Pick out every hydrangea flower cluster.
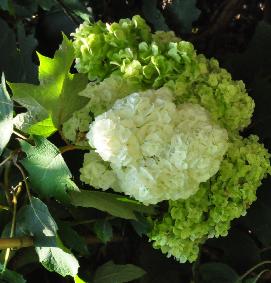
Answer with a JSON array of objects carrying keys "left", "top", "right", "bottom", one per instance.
[
  {"left": 85, "top": 88, "right": 228, "bottom": 204},
  {"left": 62, "top": 15, "right": 271, "bottom": 263},
  {"left": 150, "top": 136, "right": 270, "bottom": 262}
]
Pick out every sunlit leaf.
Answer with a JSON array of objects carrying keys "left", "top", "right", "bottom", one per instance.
[{"left": 10, "top": 35, "right": 88, "bottom": 137}]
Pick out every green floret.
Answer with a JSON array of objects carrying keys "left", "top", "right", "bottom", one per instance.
[
  {"left": 166, "top": 56, "right": 255, "bottom": 132},
  {"left": 149, "top": 135, "right": 271, "bottom": 263}
]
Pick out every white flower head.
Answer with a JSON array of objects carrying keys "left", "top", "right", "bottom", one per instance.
[{"left": 86, "top": 87, "right": 228, "bottom": 204}]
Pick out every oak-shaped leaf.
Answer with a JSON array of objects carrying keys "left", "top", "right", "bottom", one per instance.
[{"left": 10, "top": 35, "right": 88, "bottom": 137}]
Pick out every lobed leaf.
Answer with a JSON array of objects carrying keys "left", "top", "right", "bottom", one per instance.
[{"left": 10, "top": 35, "right": 88, "bottom": 137}]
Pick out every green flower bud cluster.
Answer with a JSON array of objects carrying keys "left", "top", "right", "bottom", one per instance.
[
  {"left": 73, "top": 15, "right": 151, "bottom": 80},
  {"left": 149, "top": 135, "right": 270, "bottom": 262}
]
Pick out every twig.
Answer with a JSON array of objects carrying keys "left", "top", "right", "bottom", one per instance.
[
  {"left": 3, "top": 161, "right": 12, "bottom": 206},
  {"left": 59, "top": 144, "right": 90, "bottom": 154},
  {"left": 13, "top": 129, "right": 28, "bottom": 140},
  {"left": 0, "top": 234, "right": 124, "bottom": 250},
  {"left": 13, "top": 162, "right": 31, "bottom": 201},
  {"left": 0, "top": 237, "right": 34, "bottom": 250},
  {"left": 2, "top": 183, "right": 22, "bottom": 271},
  {"left": 0, "top": 155, "right": 13, "bottom": 167}
]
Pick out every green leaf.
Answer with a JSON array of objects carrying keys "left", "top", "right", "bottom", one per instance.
[
  {"left": 74, "top": 275, "right": 87, "bottom": 283},
  {"left": 0, "top": 263, "right": 26, "bottom": 283},
  {"left": 142, "top": 0, "right": 169, "bottom": 31},
  {"left": 51, "top": 72, "right": 88, "bottom": 128},
  {"left": 69, "top": 190, "right": 154, "bottom": 220},
  {"left": 13, "top": 197, "right": 79, "bottom": 277},
  {"left": 0, "top": 0, "right": 9, "bottom": 11},
  {"left": 10, "top": 85, "right": 48, "bottom": 133},
  {"left": 0, "top": 19, "right": 37, "bottom": 83},
  {"left": 16, "top": 23, "right": 38, "bottom": 83},
  {"left": 131, "top": 214, "right": 152, "bottom": 237},
  {"left": 20, "top": 136, "right": 79, "bottom": 202},
  {"left": 163, "top": 0, "right": 201, "bottom": 32},
  {"left": 58, "top": 221, "right": 89, "bottom": 255},
  {"left": 93, "top": 261, "right": 145, "bottom": 283},
  {"left": 15, "top": 197, "right": 57, "bottom": 240},
  {"left": 28, "top": 117, "right": 57, "bottom": 137},
  {"left": 207, "top": 229, "right": 261, "bottom": 272},
  {"left": 0, "top": 74, "right": 13, "bottom": 156},
  {"left": 10, "top": 35, "right": 88, "bottom": 137},
  {"left": 94, "top": 220, "right": 113, "bottom": 244},
  {"left": 198, "top": 263, "right": 239, "bottom": 283},
  {"left": 36, "top": 244, "right": 79, "bottom": 277}
]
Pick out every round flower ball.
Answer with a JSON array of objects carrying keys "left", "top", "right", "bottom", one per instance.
[{"left": 85, "top": 87, "right": 228, "bottom": 205}]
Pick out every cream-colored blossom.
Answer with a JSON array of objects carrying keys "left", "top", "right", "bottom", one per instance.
[{"left": 85, "top": 87, "right": 228, "bottom": 204}]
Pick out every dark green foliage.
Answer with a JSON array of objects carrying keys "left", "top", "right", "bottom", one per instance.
[
  {"left": 0, "top": 19, "right": 38, "bottom": 83},
  {"left": 93, "top": 261, "right": 146, "bottom": 283},
  {"left": 198, "top": 263, "right": 239, "bottom": 283}
]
